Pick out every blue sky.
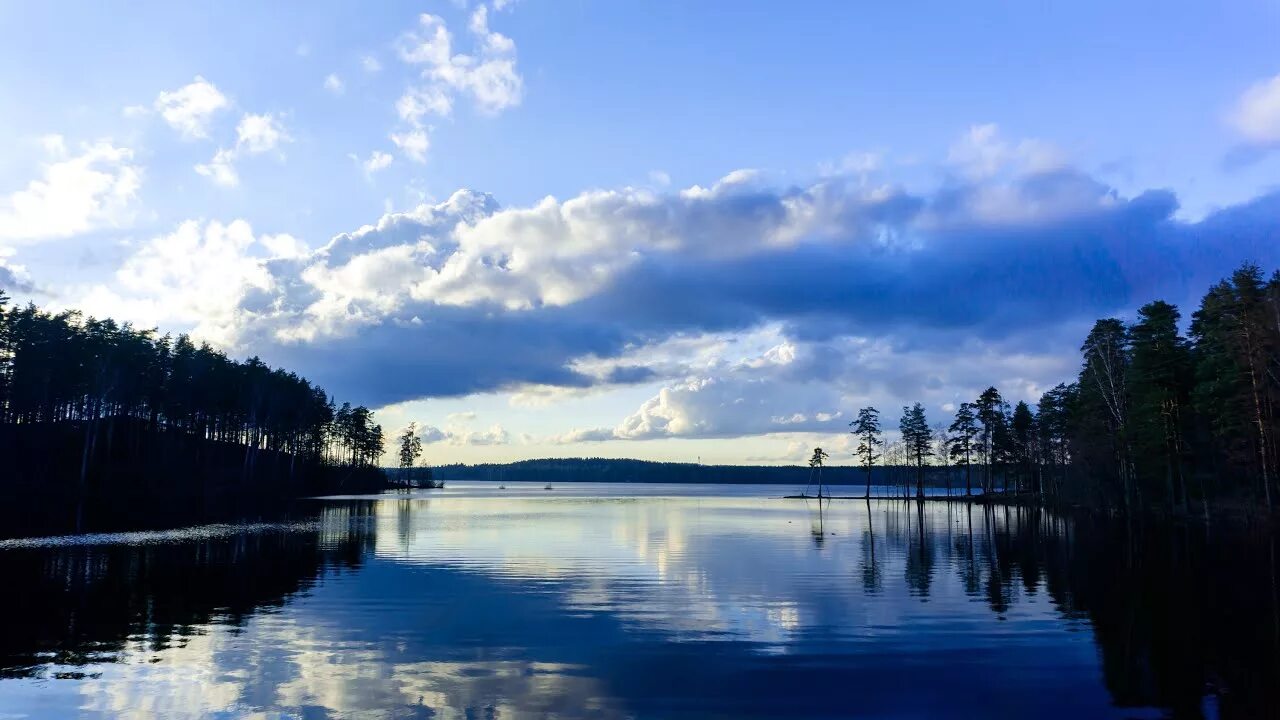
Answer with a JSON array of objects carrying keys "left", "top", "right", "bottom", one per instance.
[{"left": 2, "top": 1, "right": 1279, "bottom": 464}]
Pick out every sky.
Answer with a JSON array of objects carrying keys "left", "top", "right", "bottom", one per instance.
[{"left": 2, "top": 0, "right": 1280, "bottom": 466}]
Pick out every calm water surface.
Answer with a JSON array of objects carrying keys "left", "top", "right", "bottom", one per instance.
[{"left": 0, "top": 482, "right": 1277, "bottom": 719}]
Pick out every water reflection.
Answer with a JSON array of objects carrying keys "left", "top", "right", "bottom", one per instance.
[{"left": 0, "top": 485, "right": 1275, "bottom": 718}]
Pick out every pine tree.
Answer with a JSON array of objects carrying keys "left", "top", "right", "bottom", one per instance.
[
  {"left": 398, "top": 422, "right": 424, "bottom": 485},
  {"left": 1190, "top": 265, "right": 1279, "bottom": 509},
  {"left": 1078, "top": 319, "right": 1133, "bottom": 508},
  {"left": 1010, "top": 401, "right": 1036, "bottom": 494},
  {"left": 1128, "top": 300, "right": 1192, "bottom": 511},
  {"left": 974, "top": 387, "right": 1006, "bottom": 494},
  {"left": 948, "top": 402, "right": 979, "bottom": 496},
  {"left": 1035, "top": 384, "right": 1075, "bottom": 499},
  {"left": 899, "top": 403, "right": 932, "bottom": 498},
  {"left": 849, "top": 406, "right": 882, "bottom": 498}
]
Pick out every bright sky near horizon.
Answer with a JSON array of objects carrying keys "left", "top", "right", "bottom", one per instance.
[{"left": 2, "top": 1, "right": 1280, "bottom": 465}]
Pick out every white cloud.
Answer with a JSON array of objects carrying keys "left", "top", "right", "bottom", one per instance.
[
  {"left": 362, "top": 55, "right": 382, "bottom": 73},
  {"left": 196, "top": 113, "right": 291, "bottom": 187},
  {"left": 0, "top": 139, "right": 141, "bottom": 243},
  {"left": 194, "top": 148, "right": 239, "bottom": 187},
  {"left": 1230, "top": 72, "right": 1280, "bottom": 145},
  {"left": 324, "top": 73, "right": 345, "bottom": 95},
  {"left": 818, "top": 151, "right": 882, "bottom": 181},
  {"left": 416, "top": 420, "right": 510, "bottom": 445},
  {"left": 363, "top": 151, "right": 394, "bottom": 174},
  {"left": 80, "top": 222, "right": 259, "bottom": 342},
  {"left": 557, "top": 330, "right": 1072, "bottom": 445},
  {"left": 397, "top": 85, "right": 453, "bottom": 124},
  {"left": 388, "top": 8, "right": 523, "bottom": 162},
  {"left": 219, "top": 154, "right": 1129, "bottom": 349},
  {"left": 390, "top": 129, "right": 429, "bottom": 163},
  {"left": 947, "top": 123, "right": 1065, "bottom": 180},
  {"left": 78, "top": 218, "right": 306, "bottom": 344},
  {"left": 236, "top": 113, "right": 290, "bottom": 154},
  {"left": 154, "top": 76, "right": 229, "bottom": 140},
  {"left": 260, "top": 233, "right": 310, "bottom": 259},
  {"left": 398, "top": 14, "right": 454, "bottom": 67}
]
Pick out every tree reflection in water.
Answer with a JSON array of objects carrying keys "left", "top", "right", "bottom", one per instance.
[{"left": 0, "top": 493, "right": 1274, "bottom": 719}]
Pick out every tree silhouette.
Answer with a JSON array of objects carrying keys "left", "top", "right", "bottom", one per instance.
[
  {"left": 948, "top": 402, "right": 979, "bottom": 496},
  {"left": 899, "top": 403, "right": 932, "bottom": 498},
  {"left": 849, "top": 406, "right": 882, "bottom": 498},
  {"left": 0, "top": 298, "right": 385, "bottom": 493},
  {"left": 1128, "top": 301, "right": 1192, "bottom": 511},
  {"left": 807, "top": 447, "right": 830, "bottom": 498},
  {"left": 974, "top": 387, "right": 1006, "bottom": 494},
  {"left": 1010, "top": 401, "right": 1036, "bottom": 494},
  {"left": 398, "top": 422, "right": 424, "bottom": 485}
]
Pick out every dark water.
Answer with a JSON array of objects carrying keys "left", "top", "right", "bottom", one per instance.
[{"left": 0, "top": 482, "right": 1277, "bottom": 719}]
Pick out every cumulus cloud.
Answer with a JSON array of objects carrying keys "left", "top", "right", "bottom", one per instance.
[
  {"left": 154, "top": 76, "right": 229, "bottom": 140},
  {"left": 1230, "top": 72, "right": 1280, "bottom": 146},
  {"left": 323, "top": 73, "right": 345, "bottom": 95},
  {"left": 194, "top": 148, "right": 239, "bottom": 187},
  {"left": 0, "top": 138, "right": 141, "bottom": 244},
  {"left": 558, "top": 328, "right": 1078, "bottom": 443},
  {"left": 947, "top": 124, "right": 1065, "bottom": 180},
  {"left": 415, "top": 421, "right": 510, "bottom": 446},
  {"left": 389, "top": 8, "right": 523, "bottom": 162},
  {"left": 196, "top": 113, "right": 291, "bottom": 187},
  {"left": 390, "top": 129, "right": 429, "bottom": 163},
  {"left": 77, "top": 126, "right": 1280, "bottom": 427},
  {"left": 79, "top": 219, "right": 305, "bottom": 345},
  {"left": 0, "top": 259, "right": 35, "bottom": 294},
  {"left": 235, "top": 113, "right": 290, "bottom": 153}
]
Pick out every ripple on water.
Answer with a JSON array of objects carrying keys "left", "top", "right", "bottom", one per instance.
[{"left": 0, "top": 521, "right": 321, "bottom": 549}]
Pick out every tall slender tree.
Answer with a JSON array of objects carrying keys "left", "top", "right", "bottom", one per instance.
[
  {"left": 1035, "top": 384, "right": 1074, "bottom": 500},
  {"left": 1078, "top": 319, "right": 1134, "bottom": 508},
  {"left": 0, "top": 298, "right": 383, "bottom": 484},
  {"left": 398, "top": 422, "right": 424, "bottom": 485},
  {"left": 850, "top": 406, "right": 883, "bottom": 498},
  {"left": 948, "top": 402, "right": 979, "bottom": 496},
  {"left": 974, "top": 387, "right": 1005, "bottom": 494},
  {"left": 899, "top": 403, "right": 932, "bottom": 498},
  {"left": 808, "top": 447, "right": 831, "bottom": 499},
  {"left": 1190, "top": 265, "right": 1279, "bottom": 509},
  {"left": 1128, "top": 300, "right": 1193, "bottom": 511},
  {"left": 0, "top": 289, "right": 10, "bottom": 423},
  {"left": 1010, "top": 401, "right": 1036, "bottom": 494}
]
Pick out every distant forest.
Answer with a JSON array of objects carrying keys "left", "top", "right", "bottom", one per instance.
[
  {"left": 0, "top": 291, "right": 388, "bottom": 504},
  {"left": 432, "top": 457, "right": 894, "bottom": 485}
]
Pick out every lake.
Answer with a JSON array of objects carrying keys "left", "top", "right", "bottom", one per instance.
[{"left": 0, "top": 482, "right": 1276, "bottom": 718}]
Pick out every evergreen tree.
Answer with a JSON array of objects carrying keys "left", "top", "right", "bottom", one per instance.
[
  {"left": 1077, "top": 319, "right": 1134, "bottom": 508},
  {"left": 1128, "top": 300, "right": 1193, "bottom": 511},
  {"left": 899, "top": 403, "right": 932, "bottom": 498},
  {"left": 1010, "top": 401, "right": 1036, "bottom": 494},
  {"left": 974, "top": 387, "right": 1005, "bottom": 494},
  {"left": 1035, "top": 384, "right": 1075, "bottom": 499},
  {"left": 398, "top": 422, "right": 424, "bottom": 484},
  {"left": 0, "top": 289, "right": 10, "bottom": 423},
  {"left": 849, "top": 406, "right": 882, "bottom": 498},
  {"left": 1190, "top": 265, "right": 1279, "bottom": 509},
  {"left": 948, "top": 402, "right": 979, "bottom": 496},
  {"left": 0, "top": 298, "right": 382, "bottom": 483}
]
